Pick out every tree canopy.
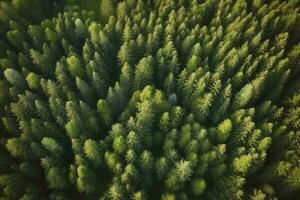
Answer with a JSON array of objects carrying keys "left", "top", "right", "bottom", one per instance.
[{"left": 0, "top": 0, "right": 299, "bottom": 199}]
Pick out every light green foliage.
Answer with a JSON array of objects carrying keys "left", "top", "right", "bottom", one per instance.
[
  {"left": 174, "top": 160, "right": 192, "bottom": 183},
  {"left": 100, "top": 0, "right": 115, "bottom": 23},
  {"left": 76, "top": 164, "right": 97, "bottom": 194},
  {"left": 26, "top": 72, "right": 40, "bottom": 90},
  {"left": 233, "top": 83, "right": 254, "bottom": 109},
  {"left": 41, "top": 137, "right": 63, "bottom": 156},
  {"left": 84, "top": 139, "right": 102, "bottom": 166},
  {"left": 108, "top": 183, "right": 124, "bottom": 200},
  {"left": 6, "top": 138, "right": 28, "bottom": 158},
  {"left": 216, "top": 119, "right": 232, "bottom": 142},
  {"left": 97, "top": 99, "right": 112, "bottom": 127},
  {"left": 161, "top": 193, "right": 176, "bottom": 200},
  {"left": 66, "top": 55, "right": 85, "bottom": 78},
  {"left": 132, "top": 191, "right": 146, "bottom": 200},
  {"left": 4, "top": 68, "right": 25, "bottom": 89},
  {"left": 192, "top": 178, "right": 206, "bottom": 196},
  {"left": 233, "top": 154, "right": 253, "bottom": 174},
  {"left": 134, "top": 56, "right": 154, "bottom": 90},
  {"left": 113, "top": 136, "right": 126, "bottom": 154},
  {"left": 286, "top": 167, "right": 300, "bottom": 191},
  {"left": 75, "top": 18, "right": 86, "bottom": 38}
]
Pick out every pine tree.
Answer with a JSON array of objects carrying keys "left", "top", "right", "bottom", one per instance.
[
  {"left": 84, "top": 139, "right": 102, "bottom": 167},
  {"left": 76, "top": 77, "right": 94, "bottom": 104},
  {"left": 134, "top": 56, "right": 154, "bottom": 90},
  {"left": 26, "top": 72, "right": 40, "bottom": 90},
  {"left": 76, "top": 164, "right": 97, "bottom": 194},
  {"left": 12, "top": 0, "right": 44, "bottom": 22},
  {"left": 41, "top": 137, "right": 64, "bottom": 156},
  {"left": 4, "top": 68, "right": 26, "bottom": 89},
  {"left": 108, "top": 183, "right": 124, "bottom": 200},
  {"left": 232, "top": 83, "right": 254, "bottom": 110},
  {"left": 100, "top": 0, "right": 115, "bottom": 23},
  {"left": 216, "top": 119, "right": 232, "bottom": 142},
  {"left": 66, "top": 55, "right": 85, "bottom": 78},
  {"left": 46, "top": 166, "right": 69, "bottom": 189},
  {"left": 192, "top": 178, "right": 206, "bottom": 196},
  {"left": 97, "top": 99, "right": 112, "bottom": 128}
]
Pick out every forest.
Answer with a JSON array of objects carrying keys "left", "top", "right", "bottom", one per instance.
[{"left": 0, "top": 0, "right": 299, "bottom": 199}]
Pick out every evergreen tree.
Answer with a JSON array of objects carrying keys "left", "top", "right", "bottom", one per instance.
[
  {"left": 134, "top": 56, "right": 154, "bottom": 90},
  {"left": 84, "top": 139, "right": 102, "bottom": 167},
  {"left": 66, "top": 55, "right": 85, "bottom": 78},
  {"left": 4, "top": 68, "right": 26, "bottom": 89}
]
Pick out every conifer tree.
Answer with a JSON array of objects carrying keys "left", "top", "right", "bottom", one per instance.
[{"left": 134, "top": 56, "right": 154, "bottom": 90}]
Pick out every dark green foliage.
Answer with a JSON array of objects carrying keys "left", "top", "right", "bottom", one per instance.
[{"left": 0, "top": 0, "right": 299, "bottom": 199}]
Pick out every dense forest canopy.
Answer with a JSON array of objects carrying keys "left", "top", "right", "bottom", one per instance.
[{"left": 0, "top": 0, "right": 300, "bottom": 199}]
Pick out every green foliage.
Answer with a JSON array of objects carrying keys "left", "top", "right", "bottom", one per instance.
[
  {"left": 100, "top": 0, "right": 115, "bottom": 23},
  {"left": 41, "top": 137, "right": 63, "bottom": 156},
  {"left": 134, "top": 56, "right": 154, "bottom": 90},
  {"left": 84, "top": 139, "right": 102, "bottom": 166},
  {"left": 66, "top": 55, "right": 85, "bottom": 78},
  {"left": 232, "top": 83, "right": 254, "bottom": 109},
  {"left": 4, "top": 68, "right": 25, "bottom": 89},
  {"left": 0, "top": 0, "right": 299, "bottom": 199},
  {"left": 216, "top": 119, "right": 232, "bottom": 142},
  {"left": 97, "top": 99, "right": 112, "bottom": 127},
  {"left": 192, "top": 178, "right": 206, "bottom": 196}
]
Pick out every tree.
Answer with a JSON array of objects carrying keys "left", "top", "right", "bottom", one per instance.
[
  {"left": 97, "top": 99, "right": 112, "bottom": 128},
  {"left": 12, "top": 0, "right": 44, "bottom": 22},
  {"left": 108, "top": 183, "right": 124, "bottom": 200},
  {"left": 186, "top": 55, "right": 200, "bottom": 74},
  {"left": 77, "top": 164, "right": 97, "bottom": 194},
  {"left": 194, "top": 93, "right": 213, "bottom": 121},
  {"left": 285, "top": 167, "right": 300, "bottom": 192},
  {"left": 92, "top": 70, "right": 107, "bottom": 98},
  {"left": 113, "top": 136, "right": 126, "bottom": 154},
  {"left": 46, "top": 167, "right": 69, "bottom": 189},
  {"left": 41, "top": 137, "right": 63, "bottom": 156},
  {"left": 75, "top": 18, "right": 86, "bottom": 38},
  {"left": 132, "top": 191, "right": 146, "bottom": 200},
  {"left": 134, "top": 56, "right": 154, "bottom": 90},
  {"left": 157, "top": 41, "right": 179, "bottom": 84},
  {"left": 175, "top": 160, "right": 192, "bottom": 182},
  {"left": 84, "top": 139, "right": 102, "bottom": 167},
  {"left": 140, "top": 150, "right": 153, "bottom": 174},
  {"left": 191, "top": 178, "right": 206, "bottom": 196},
  {"left": 126, "top": 131, "right": 141, "bottom": 150},
  {"left": 118, "top": 41, "right": 135, "bottom": 65},
  {"left": 232, "top": 83, "right": 254, "bottom": 110},
  {"left": 7, "top": 30, "right": 24, "bottom": 50},
  {"left": 161, "top": 193, "right": 176, "bottom": 200},
  {"left": 28, "top": 25, "right": 45, "bottom": 50},
  {"left": 26, "top": 72, "right": 40, "bottom": 90},
  {"left": 160, "top": 112, "right": 170, "bottom": 132},
  {"left": 100, "top": 0, "right": 115, "bottom": 23},
  {"left": 233, "top": 154, "right": 253, "bottom": 175},
  {"left": 4, "top": 68, "right": 26, "bottom": 89},
  {"left": 76, "top": 77, "right": 94, "bottom": 103},
  {"left": 66, "top": 55, "right": 85, "bottom": 78},
  {"left": 156, "top": 157, "right": 169, "bottom": 180},
  {"left": 6, "top": 137, "right": 29, "bottom": 158},
  {"left": 216, "top": 119, "right": 232, "bottom": 142},
  {"left": 170, "top": 106, "right": 184, "bottom": 128}
]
